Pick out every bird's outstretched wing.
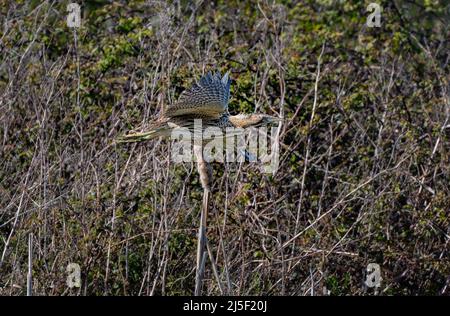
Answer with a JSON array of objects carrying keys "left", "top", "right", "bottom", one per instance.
[{"left": 165, "top": 71, "right": 231, "bottom": 118}]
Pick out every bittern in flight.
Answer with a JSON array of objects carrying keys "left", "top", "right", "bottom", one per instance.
[
  {"left": 118, "top": 71, "right": 281, "bottom": 295},
  {"left": 119, "top": 71, "right": 280, "bottom": 146}
]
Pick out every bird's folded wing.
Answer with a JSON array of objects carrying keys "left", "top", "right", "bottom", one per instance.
[{"left": 165, "top": 71, "right": 231, "bottom": 118}]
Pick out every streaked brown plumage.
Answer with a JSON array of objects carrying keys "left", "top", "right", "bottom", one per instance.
[{"left": 118, "top": 71, "right": 281, "bottom": 143}]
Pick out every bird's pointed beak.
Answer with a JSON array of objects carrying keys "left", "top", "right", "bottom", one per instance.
[{"left": 266, "top": 116, "right": 283, "bottom": 124}]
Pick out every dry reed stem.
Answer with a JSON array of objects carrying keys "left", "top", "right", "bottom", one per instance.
[{"left": 194, "top": 144, "right": 210, "bottom": 296}]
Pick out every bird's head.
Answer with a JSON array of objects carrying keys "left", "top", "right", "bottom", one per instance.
[{"left": 229, "top": 114, "right": 282, "bottom": 128}]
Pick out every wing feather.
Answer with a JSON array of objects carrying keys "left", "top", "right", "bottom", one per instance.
[{"left": 165, "top": 71, "right": 231, "bottom": 118}]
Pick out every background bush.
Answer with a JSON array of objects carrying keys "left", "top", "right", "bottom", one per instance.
[{"left": 0, "top": 0, "right": 449, "bottom": 295}]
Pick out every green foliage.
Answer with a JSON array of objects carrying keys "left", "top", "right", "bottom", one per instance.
[{"left": 0, "top": 0, "right": 449, "bottom": 296}]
